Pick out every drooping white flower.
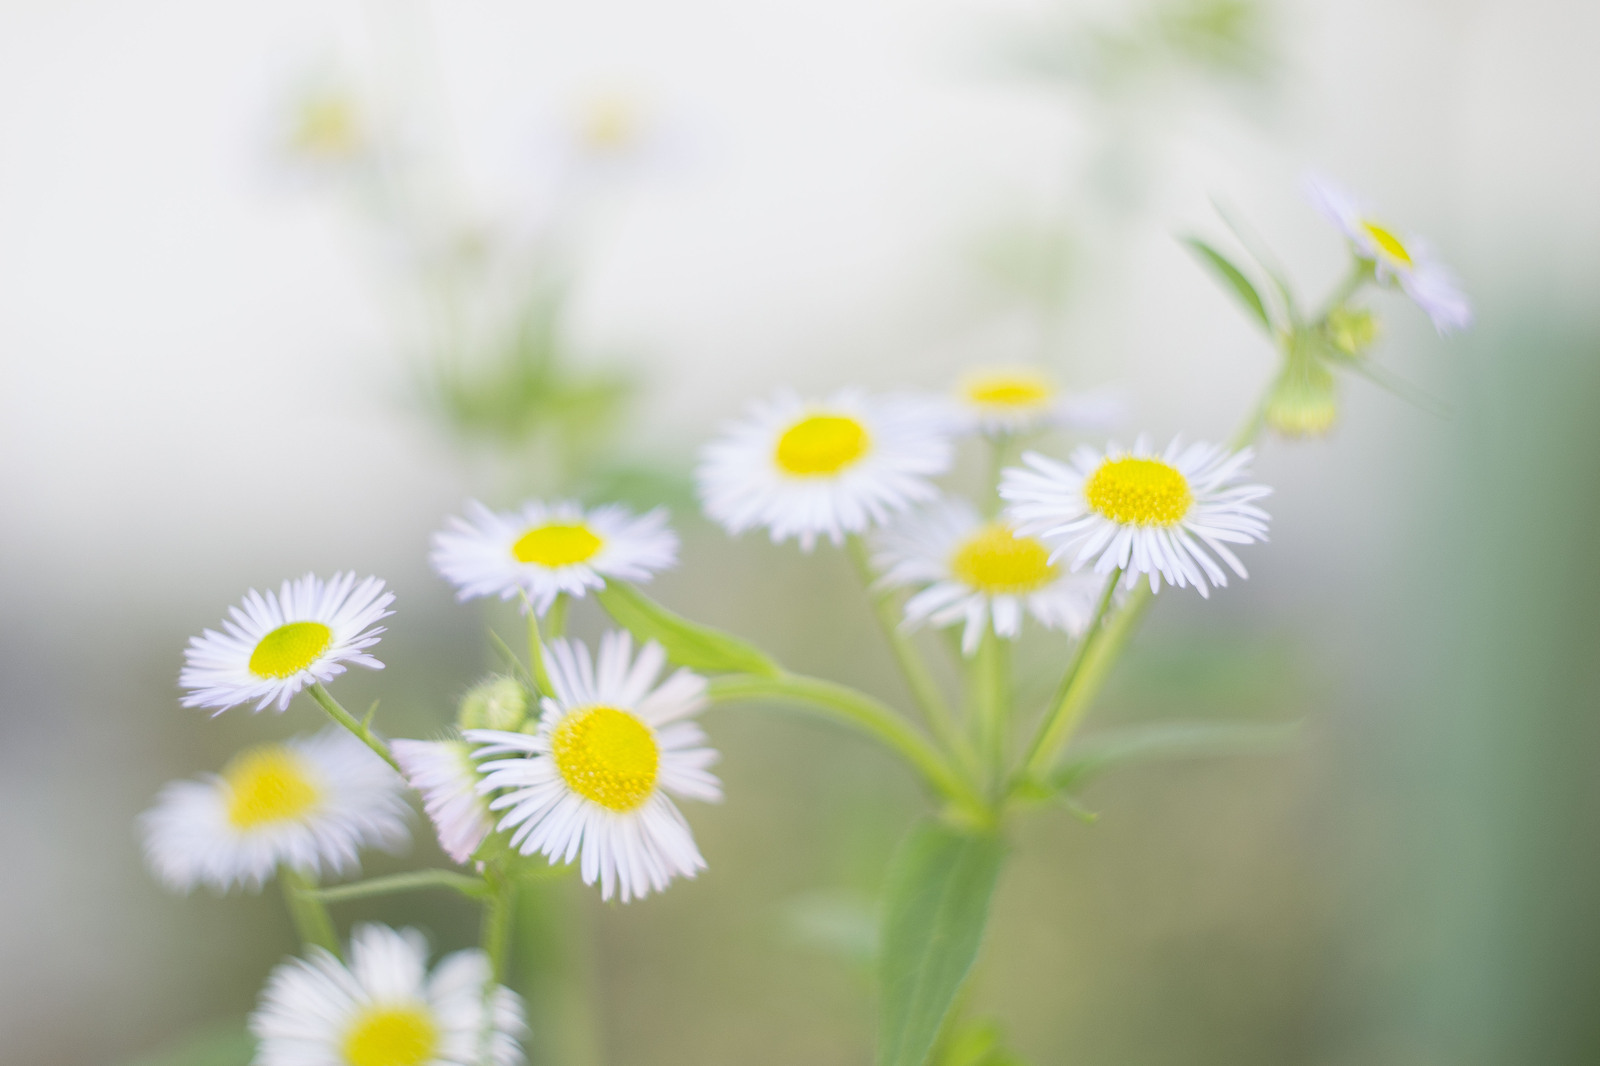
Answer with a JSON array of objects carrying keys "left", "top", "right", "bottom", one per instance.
[
  {"left": 1305, "top": 173, "right": 1473, "bottom": 334},
  {"left": 873, "top": 499, "right": 1105, "bottom": 654},
  {"left": 697, "top": 389, "right": 953, "bottom": 550},
  {"left": 180, "top": 573, "right": 393, "bottom": 714},
  {"left": 140, "top": 729, "right": 410, "bottom": 894},
  {"left": 430, "top": 500, "right": 677, "bottom": 616},
  {"left": 393, "top": 739, "right": 495, "bottom": 866},
  {"left": 250, "top": 923, "right": 525, "bottom": 1066},
  {"left": 469, "top": 632, "right": 720, "bottom": 903},
  {"left": 949, "top": 366, "right": 1123, "bottom": 438},
  {"left": 1001, "top": 436, "right": 1271, "bottom": 596}
]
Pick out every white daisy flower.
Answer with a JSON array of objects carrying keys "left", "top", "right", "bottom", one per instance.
[
  {"left": 697, "top": 389, "right": 953, "bottom": 550},
  {"left": 872, "top": 500, "right": 1105, "bottom": 655},
  {"left": 1305, "top": 173, "right": 1473, "bottom": 334},
  {"left": 251, "top": 923, "right": 526, "bottom": 1066},
  {"left": 468, "top": 632, "right": 721, "bottom": 903},
  {"left": 140, "top": 729, "right": 410, "bottom": 894},
  {"left": 392, "top": 739, "right": 494, "bottom": 866},
  {"left": 430, "top": 500, "right": 677, "bottom": 616},
  {"left": 1000, "top": 436, "right": 1272, "bottom": 597},
  {"left": 951, "top": 366, "right": 1124, "bottom": 438},
  {"left": 180, "top": 573, "right": 394, "bottom": 714}
]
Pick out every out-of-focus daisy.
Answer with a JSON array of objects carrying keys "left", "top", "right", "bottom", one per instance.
[
  {"left": 251, "top": 923, "right": 525, "bottom": 1066},
  {"left": 1305, "top": 173, "right": 1473, "bottom": 334},
  {"left": 951, "top": 366, "right": 1123, "bottom": 437},
  {"left": 393, "top": 739, "right": 494, "bottom": 866},
  {"left": 873, "top": 500, "right": 1105, "bottom": 655},
  {"left": 697, "top": 389, "right": 953, "bottom": 550},
  {"left": 1001, "top": 437, "right": 1271, "bottom": 596},
  {"left": 141, "top": 730, "right": 409, "bottom": 894},
  {"left": 469, "top": 632, "right": 720, "bottom": 903},
  {"left": 180, "top": 573, "right": 394, "bottom": 714},
  {"left": 430, "top": 500, "right": 677, "bottom": 615}
]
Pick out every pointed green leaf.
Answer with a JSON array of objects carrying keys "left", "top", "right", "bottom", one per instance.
[
  {"left": 1183, "top": 237, "right": 1271, "bottom": 330},
  {"left": 1053, "top": 719, "right": 1301, "bottom": 794},
  {"left": 597, "top": 582, "right": 780, "bottom": 677},
  {"left": 878, "top": 823, "right": 1007, "bottom": 1066}
]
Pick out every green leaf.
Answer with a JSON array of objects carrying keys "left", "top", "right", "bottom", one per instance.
[
  {"left": 596, "top": 582, "right": 780, "bottom": 677},
  {"left": 1052, "top": 719, "right": 1301, "bottom": 794},
  {"left": 1183, "top": 236, "right": 1271, "bottom": 330},
  {"left": 937, "top": 1019, "right": 1033, "bottom": 1066},
  {"left": 878, "top": 823, "right": 1007, "bottom": 1066}
]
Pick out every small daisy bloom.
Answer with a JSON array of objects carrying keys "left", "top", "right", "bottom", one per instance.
[
  {"left": 393, "top": 739, "right": 494, "bottom": 866},
  {"left": 140, "top": 729, "right": 410, "bottom": 894},
  {"left": 1305, "top": 173, "right": 1473, "bottom": 334},
  {"left": 1001, "top": 437, "right": 1271, "bottom": 597},
  {"left": 873, "top": 500, "right": 1105, "bottom": 655},
  {"left": 951, "top": 366, "right": 1123, "bottom": 437},
  {"left": 431, "top": 500, "right": 677, "bottom": 616},
  {"left": 697, "top": 389, "right": 953, "bottom": 550},
  {"left": 469, "top": 632, "right": 721, "bottom": 903},
  {"left": 180, "top": 572, "right": 393, "bottom": 714},
  {"left": 251, "top": 923, "right": 525, "bottom": 1066}
]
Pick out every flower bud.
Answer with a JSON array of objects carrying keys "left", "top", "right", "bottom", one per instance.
[
  {"left": 1324, "top": 306, "right": 1380, "bottom": 358},
  {"left": 455, "top": 675, "right": 530, "bottom": 732},
  {"left": 1266, "top": 346, "right": 1338, "bottom": 438}
]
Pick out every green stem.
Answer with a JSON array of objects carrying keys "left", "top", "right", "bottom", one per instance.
[
  {"left": 307, "top": 683, "right": 400, "bottom": 772},
  {"left": 482, "top": 865, "right": 516, "bottom": 983},
  {"left": 521, "top": 596, "right": 555, "bottom": 697},
  {"left": 708, "top": 672, "right": 986, "bottom": 820},
  {"left": 970, "top": 628, "right": 1010, "bottom": 793},
  {"left": 844, "top": 536, "right": 978, "bottom": 777},
  {"left": 545, "top": 594, "right": 570, "bottom": 639},
  {"left": 1015, "top": 569, "right": 1124, "bottom": 783},
  {"left": 280, "top": 867, "right": 340, "bottom": 955},
  {"left": 309, "top": 869, "right": 488, "bottom": 903},
  {"left": 1318, "top": 257, "right": 1375, "bottom": 321}
]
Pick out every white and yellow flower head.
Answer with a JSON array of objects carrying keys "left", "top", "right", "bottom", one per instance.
[
  {"left": 951, "top": 366, "right": 1123, "bottom": 438},
  {"left": 140, "top": 729, "right": 410, "bottom": 894},
  {"left": 393, "top": 739, "right": 494, "bottom": 866},
  {"left": 872, "top": 500, "right": 1105, "bottom": 655},
  {"left": 1305, "top": 173, "right": 1473, "bottom": 335},
  {"left": 468, "top": 632, "right": 721, "bottom": 903},
  {"left": 431, "top": 500, "right": 677, "bottom": 616},
  {"left": 180, "top": 573, "right": 394, "bottom": 714},
  {"left": 251, "top": 923, "right": 526, "bottom": 1066},
  {"left": 697, "top": 389, "right": 953, "bottom": 550},
  {"left": 1000, "top": 436, "right": 1271, "bottom": 596}
]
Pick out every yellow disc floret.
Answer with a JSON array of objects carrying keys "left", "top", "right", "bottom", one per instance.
[
  {"left": 950, "top": 523, "right": 1058, "bottom": 594},
  {"left": 551, "top": 706, "right": 659, "bottom": 812},
  {"left": 774, "top": 415, "right": 871, "bottom": 476},
  {"left": 341, "top": 1005, "right": 439, "bottom": 1066},
  {"left": 1085, "top": 457, "right": 1193, "bottom": 527},
  {"left": 249, "top": 622, "right": 333, "bottom": 679},
  {"left": 223, "top": 745, "right": 321, "bottom": 829},
  {"left": 963, "top": 371, "right": 1055, "bottom": 410},
  {"left": 1360, "top": 220, "right": 1413, "bottom": 267},
  {"left": 512, "top": 523, "right": 603, "bottom": 567}
]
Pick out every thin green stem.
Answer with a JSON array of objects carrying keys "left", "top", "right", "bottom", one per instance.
[
  {"left": 844, "top": 536, "right": 977, "bottom": 777},
  {"left": 545, "top": 594, "right": 570, "bottom": 639},
  {"left": 307, "top": 682, "right": 400, "bottom": 772},
  {"left": 482, "top": 865, "right": 516, "bottom": 983},
  {"left": 309, "top": 869, "right": 488, "bottom": 903},
  {"left": 520, "top": 595, "right": 555, "bottom": 697},
  {"left": 1318, "top": 257, "right": 1375, "bottom": 321},
  {"left": 708, "top": 672, "right": 986, "bottom": 820},
  {"left": 1015, "top": 569, "right": 1123, "bottom": 783},
  {"left": 280, "top": 867, "right": 340, "bottom": 955},
  {"left": 970, "top": 628, "right": 1010, "bottom": 793}
]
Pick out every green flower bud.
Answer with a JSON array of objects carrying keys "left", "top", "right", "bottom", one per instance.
[
  {"left": 1266, "top": 337, "right": 1339, "bottom": 438},
  {"left": 455, "top": 675, "right": 530, "bottom": 732},
  {"left": 1324, "top": 306, "right": 1380, "bottom": 358}
]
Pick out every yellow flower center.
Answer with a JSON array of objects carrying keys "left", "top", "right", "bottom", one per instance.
[
  {"left": 1360, "top": 221, "right": 1413, "bottom": 267},
  {"left": 249, "top": 622, "right": 333, "bottom": 679},
  {"left": 950, "top": 523, "right": 1058, "bottom": 594},
  {"left": 512, "top": 523, "right": 603, "bottom": 568},
  {"left": 223, "top": 746, "right": 321, "bottom": 830},
  {"left": 1084, "top": 457, "right": 1193, "bottom": 527},
  {"left": 774, "top": 415, "right": 871, "bottom": 476},
  {"left": 551, "top": 706, "right": 659, "bottom": 812},
  {"left": 341, "top": 1005, "right": 439, "bottom": 1066},
  {"left": 963, "top": 371, "right": 1055, "bottom": 410}
]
